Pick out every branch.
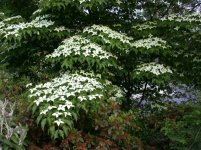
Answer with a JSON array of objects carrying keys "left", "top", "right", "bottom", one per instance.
[
  {"left": 137, "top": 80, "right": 148, "bottom": 107},
  {"left": 122, "top": 71, "right": 132, "bottom": 109},
  {"left": 189, "top": 2, "right": 201, "bottom": 13},
  {"left": 161, "top": 1, "right": 174, "bottom": 18}
]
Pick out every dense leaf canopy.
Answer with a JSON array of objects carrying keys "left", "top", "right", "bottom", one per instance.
[{"left": 0, "top": 0, "right": 201, "bottom": 149}]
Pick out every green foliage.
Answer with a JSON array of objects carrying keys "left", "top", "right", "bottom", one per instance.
[
  {"left": 28, "top": 71, "right": 123, "bottom": 139},
  {"left": 0, "top": 0, "right": 37, "bottom": 18},
  {"left": 132, "top": 13, "right": 201, "bottom": 86},
  {"left": 162, "top": 100, "right": 201, "bottom": 149},
  {"left": 0, "top": 0, "right": 200, "bottom": 149}
]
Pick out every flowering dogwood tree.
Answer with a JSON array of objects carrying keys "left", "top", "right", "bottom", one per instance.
[{"left": 0, "top": 0, "right": 201, "bottom": 149}]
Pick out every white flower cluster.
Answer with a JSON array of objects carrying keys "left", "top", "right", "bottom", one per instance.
[
  {"left": 0, "top": 21, "right": 5, "bottom": 29},
  {"left": 3, "top": 16, "right": 22, "bottom": 22},
  {"left": 32, "top": 9, "right": 42, "bottom": 16},
  {"left": 136, "top": 62, "right": 173, "bottom": 75},
  {"left": 131, "top": 36, "right": 167, "bottom": 49},
  {"left": 54, "top": 119, "right": 64, "bottom": 126},
  {"left": 0, "top": 15, "right": 54, "bottom": 38},
  {"left": 29, "top": 72, "right": 107, "bottom": 125},
  {"left": 0, "top": 12, "right": 4, "bottom": 16},
  {"left": 74, "top": 0, "right": 91, "bottom": 4},
  {"left": 46, "top": 35, "right": 116, "bottom": 60},
  {"left": 132, "top": 22, "right": 157, "bottom": 31},
  {"left": 29, "top": 72, "right": 105, "bottom": 103},
  {"left": 83, "top": 25, "right": 133, "bottom": 45},
  {"left": 39, "top": 0, "right": 91, "bottom": 6},
  {"left": 161, "top": 13, "right": 201, "bottom": 23},
  {"left": 54, "top": 26, "right": 69, "bottom": 32},
  {"left": 29, "top": 71, "right": 123, "bottom": 126}
]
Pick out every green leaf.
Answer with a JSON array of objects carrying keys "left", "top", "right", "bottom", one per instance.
[
  {"left": 53, "top": 130, "right": 59, "bottom": 139},
  {"left": 28, "top": 103, "right": 36, "bottom": 114},
  {"left": 65, "top": 120, "right": 73, "bottom": 128},
  {"left": 47, "top": 117, "right": 52, "bottom": 126},
  {"left": 36, "top": 115, "right": 43, "bottom": 125},
  {"left": 41, "top": 118, "right": 47, "bottom": 130},
  {"left": 62, "top": 125, "right": 69, "bottom": 136},
  {"left": 49, "top": 125, "right": 55, "bottom": 138},
  {"left": 71, "top": 112, "right": 78, "bottom": 121},
  {"left": 58, "top": 130, "right": 64, "bottom": 139}
]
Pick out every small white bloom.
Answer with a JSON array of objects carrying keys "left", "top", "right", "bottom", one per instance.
[
  {"left": 40, "top": 109, "right": 48, "bottom": 115},
  {"left": 88, "top": 95, "right": 96, "bottom": 100},
  {"left": 34, "top": 98, "right": 43, "bottom": 106},
  {"left": 78, "top": 96, "right": 87, "bottom": 101},
  {"left": 136, "top": 62, "right": 172, "bottom": 75},
  {"left": 54, "top": 119, "right": 64, "bottom": 126},
  {"left": 58, "top": 105, "right": 66, "bottom": 111},
  {"left": 52, "top": 112, "right": 63, "bottom": 118},
  {"left": 65, "top": 101, "right": 74, "bottom": 109},
  {"left": 46, "top": 34, "right": 116, "bottom": 61},
  {"left": 64, "top": 112, "right": 71, "bottom": 117},
  {"left": 26, "top": 83, "right": 33, "bottom": 88},
  {"left": 47, "top": 106, "right": 57, "bottom": 110}
]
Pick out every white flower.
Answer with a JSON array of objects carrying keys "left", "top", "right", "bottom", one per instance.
[
  {"left": 54, "top": 26, "right": 68, "bottom": 32},
  {"left": 131, "top": 37, "right": 168, "bottom": 49},
  {"left": 46, "top": 35, "right": 116, "bottom": 60},
  {"left": 161, "top": 13, "right": 201, "bottom": 23},
  {"left": 64, "top": 112, "right": 71, "bottom": 117},
  {"left": 3, "top": 15, "right": 22, "bottom": 22},
  {"left": 34, "top": 98, "right": 43, "bottom": 106},
  {"left": 47, "top": 106, "right": 57, "bottom": 110},
  {"left": 1, "top": 15, "right": 54, "bottom": 38},
  {"left": 54, "top": 119, "right": 64, "bottom": 126},
  {"left": 52, "top": 112, "right": 63, "bottom": 118},
  {"left": 32, "top": 9, "right": 42, "bottom": 15},
  {"left": 131, "top": 93, "right": 142, "bottom": 100},
  {"left": 29, "top": 71, "right": 123, "bottom": 126},
  {"left": 58, "top": 105, "right": 66, "bottom": 111},
  {"left": 78, "top": 96, "right": 87, "bottom": 101},
  {"left": 136, "top": 62, "right": 173, "bottom": 75},
  {"left": 88, "top": 95, "right": 96, "bottom": 100},
  {"left": 40, "top": 109, "right": 48, "bottom": 115},
  {"left": 0, "top": 12, "right": 5, "bottom": 16},
  {"left": 83, "top": 25, "right": 133, "bottom": 45},
  {"left": 115, "top": 91, "right": 123, "bottom": 98},
  {"left": 133, "top": 22, "right": 157, "bottom": 30},
  {"left": 174, "top": 26, "right": 179, "bottom": 31},
  {"left": 26, "top": 83, "right": 33, "bottom": 88},
  {"left": 65, "top": 101, "right": 74, "bottom": 109}
]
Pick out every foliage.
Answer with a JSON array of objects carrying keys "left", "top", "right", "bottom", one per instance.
[
  {"left": 162, "top": 99, "right": 201, "bottom": 149},
  {"left": 0, "top": 0, "right": 200, "bottom": 149},
  {"left": 0, "top": 0, "right": 37, "bottom": 18},
  {"left": 28, "top": 71, "right": 123, "bottom": 139},
  {"left": 131, "top": 13, "right": 201, "bottom": 86},
  {"left": 60, "top": 104, "right": 139, "bottom": 149}
]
